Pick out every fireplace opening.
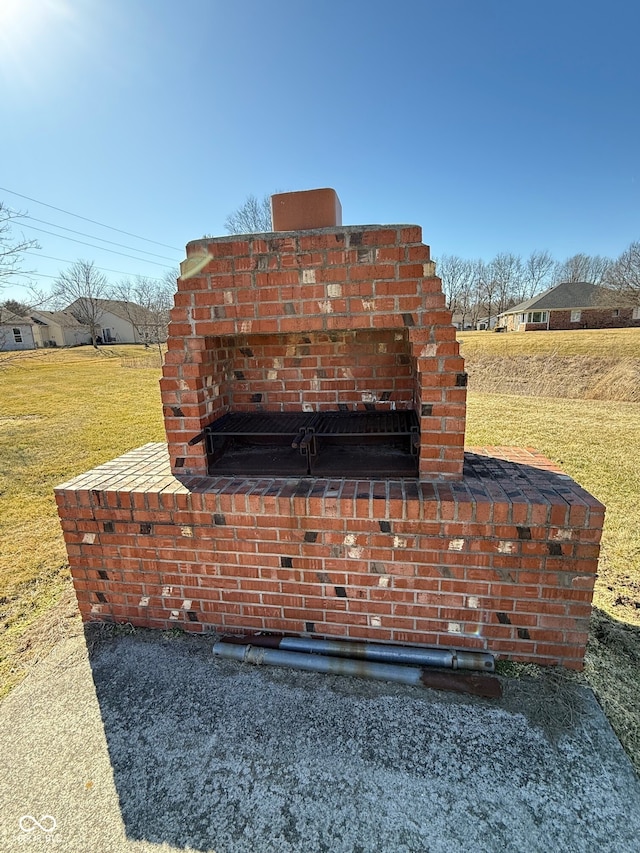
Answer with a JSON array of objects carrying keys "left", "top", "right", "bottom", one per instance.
[{"left": 198, "top": 325, "right": 421, "bottom": 477}]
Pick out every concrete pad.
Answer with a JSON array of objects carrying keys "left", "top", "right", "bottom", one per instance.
[{"left": 0, "top": 630, "right": 639, "bottom": 853}]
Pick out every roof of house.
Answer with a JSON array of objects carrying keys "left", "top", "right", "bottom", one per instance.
[
  {"left": 30, "top": 309, "right": 89, "bottom": 329},
  {"left": 500, "top": 282, "right": 606, "bottom": 316},
  {"left": 0, "top": 309, "right": 34, "bottom": 326},
  {"left": 66, "top": 298, "right": 155, "bottom": 323}
]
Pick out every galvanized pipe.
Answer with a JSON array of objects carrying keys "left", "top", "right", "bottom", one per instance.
[
  {"left": 274, "top": 637, "right": 494, "bottom": 672},
  {"left": 220, "top": 634, "right": 495, "bottom": 672},
  {"left": 212, "top": 642, "right": 502, "bottom": 699},
  {"left": 214, "top": 641, "right": 433, "bottom": 687}
]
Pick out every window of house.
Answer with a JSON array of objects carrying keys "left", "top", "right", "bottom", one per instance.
[
  {"left": 571, "top": 310, "right": 581, "bottom": 323},
  {"left": 612, "top": 309, "right": 620, "bottom": 317},
  {"left": 12, "top": 328, "right": 22, "bottom": 344},
  {"left": 633, "top": 307, "right": 640, "bottom": 320},
  {"left": 526, "top": 311, "right": 548, "bottom": 324}
]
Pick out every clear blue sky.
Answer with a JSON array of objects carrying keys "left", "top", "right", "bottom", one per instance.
[{"left": 1, "top": 0, "right": 639, "bottom": 301}]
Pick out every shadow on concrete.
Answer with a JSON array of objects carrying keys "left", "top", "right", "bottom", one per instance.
[{"left": 85, "top": 624, "right": 640, "bottom": 853}]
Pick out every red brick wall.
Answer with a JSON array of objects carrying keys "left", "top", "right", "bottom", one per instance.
[
  {"left": 160, "top": 226, "right": 466, "bottom": 481},
  {"left": 55, "top": 444, "right": 604, "bottom": 669},
  {"left": 550, "top": 307, "right": 640, "bottom": 330}
]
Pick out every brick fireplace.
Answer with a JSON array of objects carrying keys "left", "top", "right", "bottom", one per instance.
[{"left": 55, "top": 189, "right": 604, "bottom": 668}]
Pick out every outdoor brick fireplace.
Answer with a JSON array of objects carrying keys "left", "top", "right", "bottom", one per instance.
[{"left": 55, "top": 189, "right": 605, "bottom": 669}]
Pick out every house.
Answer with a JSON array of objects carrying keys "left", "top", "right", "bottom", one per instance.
[
  {"left": 498, "top": 282, "right": 640, "bottom": 332},
  {"left": 0, "top": 309, "right": 37, "bottom": 351},
  {"left": 475, "top": 315, "right": 499, "bottom": 331},
  {"left": 29, "top": 310, "right": 92, "bottom": 348},
  {"left": 66, "top": 298, "right": 167, "bottom": 345}
]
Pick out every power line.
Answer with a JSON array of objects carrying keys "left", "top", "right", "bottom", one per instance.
[
  {"left": 24, "top": 252, "right": 168, "bottom": 283},
  {"left": 16, "top": 223, "right": 176, "bottom": 268},
  {"left": 18, "top": 213, "right": 179, "bottom": 262},
  {"left": 0, "top": 185, "right": 181, "bottom": 251},
  {"left": 11, "top": 271, "right": 59, "bottom": 281}
]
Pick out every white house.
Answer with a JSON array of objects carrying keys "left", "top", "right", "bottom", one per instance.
[
  {"left": 29, "top": 310, "right": 92, "bottom": 348},
  {"left": 66, "top": 298, "right": 166, "bottom": 345},
  {"left": 0, "top": 309, "right": 37, "bottom": 351}
]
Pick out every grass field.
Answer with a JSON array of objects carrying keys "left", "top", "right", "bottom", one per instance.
[
  {"left": 0, "top": 334, "right": 639, "bottom": 769},
  {"left": 459, "top": 326, "right": 640, "bottom": 357},
  {"left": 0, "top": 346, "right": 165, "bottom": 695}
]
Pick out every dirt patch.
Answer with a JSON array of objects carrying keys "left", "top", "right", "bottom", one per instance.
[
  {"left": 0, "top": 415, "right": 43, "bottom": 427},
  {"left": 0, "top": 585, "right": 82, "bottom": 697},
  {"left": 585, "top": 609, "right": 640, "bottom": 774}
]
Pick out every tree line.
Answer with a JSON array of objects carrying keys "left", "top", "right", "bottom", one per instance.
[{"left": 434, "top": 247, "right": 640, "bottom": 329}]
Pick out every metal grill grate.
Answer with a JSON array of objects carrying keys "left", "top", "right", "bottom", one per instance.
[{"left": 204, "top": 409, "right": 420, "bottom": 477}]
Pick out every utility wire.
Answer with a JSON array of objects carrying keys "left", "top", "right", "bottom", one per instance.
[
  {"left": 16, "top": 223, "right": 176, "bottom": 268},
  {"left": 12, "top": 271, "right": 61, "bottom": 281},
  {"left": 18, "top": 213, "right": 179, "bottom": 262},
  {"left": 0, "top": 185, "right": 181, "bottom": 251},
  {"left": 24, "top": 252, "right": 169, "bottom": 283}
]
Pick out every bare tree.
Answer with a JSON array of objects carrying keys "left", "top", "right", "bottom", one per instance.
[
  {"left": 51, "top": 260, "right": 109, "bottom": 347},
  {"left": 521, "top": 250, "right": 554, "bottom": 301},
  {"left": 224, "top": 194, "right": 273, "bottom": 234},
  {"left": 554, "top": 253, "right": 612, "bottom": 285},
  {"left": 601, "top": 241, "right": 640, "bottom": 306},
  {"left": 473, "top": 260, "right": 495, "bottom": 328},
  {"left": 436, "top": 255, "right": 477, "bottom": 328},
  {"left": 489, "top": 252, "right": 524, "bottom": 316},
  {"left": 111, "top": 272, "right": 177, "bottom": 356},
  {"left": 0, "top": 202, "right": 40, "bottom": 288}
]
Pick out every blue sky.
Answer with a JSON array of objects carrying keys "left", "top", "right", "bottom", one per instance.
[{"left": 1, "top": 0, "right": 639, "bottom": 301}]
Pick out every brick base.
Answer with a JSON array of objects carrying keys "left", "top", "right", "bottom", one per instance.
[{"left": 55, "top": 444, "right": 604, "bottom": 669}]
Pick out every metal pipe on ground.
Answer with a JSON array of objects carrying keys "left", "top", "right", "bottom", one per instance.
[
  {"left": 213, "top": 642, "right": 502, "bottom": 699},
  {"left": 220, "top": 634, "right": 495, "bottom": 672}
]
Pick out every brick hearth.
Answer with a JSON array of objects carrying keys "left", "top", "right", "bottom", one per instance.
[{"left": 55, "top": 443, "right": 603, "bottom": 669}]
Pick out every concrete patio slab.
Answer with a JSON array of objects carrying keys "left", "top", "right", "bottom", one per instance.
[{"left": 1, "top": 629, "right": 639, "bottom": 853}]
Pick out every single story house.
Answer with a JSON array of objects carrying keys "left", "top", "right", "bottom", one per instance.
[
  {"left": 66, "top": 298, "right": 167, "bottom": 345},
  {"left": 475, "top": 315, "right": 499, "bottom": 331},
  {"left": 498, "top": 282, "right": 640, "bottom": 332},
  {"left": 0, "top": 309, "right": 37, "bottom": 351},
  {"left": 29, "top": 310, "right": 92, "bottom": 348}
]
